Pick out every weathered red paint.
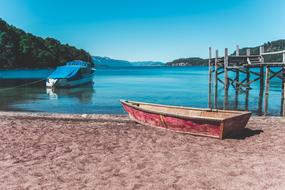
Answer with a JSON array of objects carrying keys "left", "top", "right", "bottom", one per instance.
[{"left": 122, "top": 102, "right": 222, "bottom": 138}]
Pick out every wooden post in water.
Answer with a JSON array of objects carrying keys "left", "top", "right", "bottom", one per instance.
[
  {"left": 214, "top": 49, "right": 219, "bottom": 109},
  {"left": 245, "top": 49, "right": 251, "bottom": 111},
  {"left": 234, "top": 45, "right": 240, "bottom": 109},
  {"left": 234, "top": 70, "right": 239, "bottom": 109},
  {"left": 245, "top": 67, "right": 250, "bottom": 111},
  {"left": 258, "top": 46, "right": 264, "bottom": 115},
  {"left": 281, "top": 66, "right": 285, "bottom": 116},
  {"left": 208, "top": 47, "right": 212, "bottom": 109},
  {"left": 258, "top": 66, "right": 264, "bottom": 115},
  {"left": 223, "top": 48, "right": 229, "bottom": 110},
  {"left": 281, "top": 52, "right": 285, "bottom": 116},
  {"left": 264, "top": 65, "right": 270, "bottom": 116}
]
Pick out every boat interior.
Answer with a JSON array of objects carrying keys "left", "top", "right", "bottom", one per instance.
[{"left": 124, "top": 100, "right": 248, "bottom": 120}]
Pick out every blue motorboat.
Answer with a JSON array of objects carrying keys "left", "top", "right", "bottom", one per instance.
[{"left": 46, "top": 60, "right": 95, "bottom": 88}]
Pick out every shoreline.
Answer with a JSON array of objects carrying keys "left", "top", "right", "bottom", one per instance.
[
  {"left": 0, "top": 110, "right": 284, "bottom": 122},
  {"left": 0, "top": 112, "right": 285, "bottom": 189}
]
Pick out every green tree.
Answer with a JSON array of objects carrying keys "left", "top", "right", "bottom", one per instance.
[{"left": 0, "top": 18, "right": 93, "bottom": 69}]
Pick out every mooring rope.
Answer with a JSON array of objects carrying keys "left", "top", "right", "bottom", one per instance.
[{"left": 0, "top": 78, "right": 46, "bottom": 91}]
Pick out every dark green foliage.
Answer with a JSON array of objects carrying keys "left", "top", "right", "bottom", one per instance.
[
  {"left": 232, "top": 39, "right": 285, "bottom": 62},
  {"left": 0, "top": 18, "right": 93, "bottom": 69},
  {"left": 166, "top": 57, "right": 208, "bottom": 66}
]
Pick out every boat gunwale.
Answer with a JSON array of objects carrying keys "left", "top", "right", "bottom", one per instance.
[{"left": 120, "top": 100, "right": 251, "bottom": 122}]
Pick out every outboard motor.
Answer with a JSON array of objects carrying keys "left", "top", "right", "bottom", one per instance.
[{"left": 46, "top": 78, "right": 58, "bottom": 88}]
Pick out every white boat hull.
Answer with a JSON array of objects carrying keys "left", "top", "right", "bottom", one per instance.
[{"left": 46, "top": 73, "right": 94, "bottom": 88}]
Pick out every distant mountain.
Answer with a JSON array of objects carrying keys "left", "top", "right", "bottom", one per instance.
[
  {"left": 0, "top": 18, "right": 92, "bottom": 69},
  {"left": 93, "top": 56, "right": 165, "bottom": 67},
  {"left": 167, "top": 39, "right": 285, "bottom": 66},
  {"left": 93, "top": 56, "right": 131, "bottom": 67},
  {"left": 130, "top": 61, "right": 165, "bottom": 67}
]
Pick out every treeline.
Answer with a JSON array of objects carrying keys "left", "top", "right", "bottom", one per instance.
[
  {"left": 167, "top": 39, "right": 285, "bottom": 66},
  {"left": 166, "top": 57, "right": 208, "bottom": 66},
  {"left": 233, "top": 39, "right": 285, "bottom": 62},
  {"left": 0, "top": 18, "right": 93, "bottom": 69}
]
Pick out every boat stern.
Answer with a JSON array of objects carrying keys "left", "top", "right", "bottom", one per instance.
[{"left": 221, "top": 112, "right": 252, "bottom": 139}]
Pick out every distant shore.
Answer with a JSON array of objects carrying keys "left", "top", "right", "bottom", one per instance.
[{"left": 0, "top": 111, "right": 284, "bottom": 189}]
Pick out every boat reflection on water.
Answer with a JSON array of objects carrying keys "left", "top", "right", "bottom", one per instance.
[{"left": 46, "top": 83, "right": 95, "bottom": 104}]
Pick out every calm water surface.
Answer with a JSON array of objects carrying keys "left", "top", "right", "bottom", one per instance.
[{"left": 0, "top": 67, "right": 283, "bottom": 115}]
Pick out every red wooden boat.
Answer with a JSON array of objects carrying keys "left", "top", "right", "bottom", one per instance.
[{"left": 120, "top": 100, "right": 251, "bottom": 139}]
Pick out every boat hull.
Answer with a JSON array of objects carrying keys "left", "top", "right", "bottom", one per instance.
[
  {"left": 46, "top": 73, "right": 94, "bottom": 88},
  {"left": 121, "top": 100, "right": 251, "bottom": 139}
]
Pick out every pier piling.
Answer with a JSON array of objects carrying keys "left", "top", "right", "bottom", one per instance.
[
  {"left": 264, "top": 65, "right": 270, "bottom": 116},
  {"left": 223, "top": 48, "right": 229, "bottom": 110},
  {"left": 258, "top": 66, "right": 264, "bottom": 115},
  {"left": 208, "top": 47, "right": 212, "bottom": 109},
  {"left": 281, "top": 52, "right": 285, "bottom": 116},
  {"left": 214, "top": 49, "right": 219, "bottom": 109}
]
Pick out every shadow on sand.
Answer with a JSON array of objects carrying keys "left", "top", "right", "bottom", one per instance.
[{"left": 227, "top": 128, "right": 264, "bottom": 140}]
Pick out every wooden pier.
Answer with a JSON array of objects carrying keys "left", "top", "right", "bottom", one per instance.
[{"left": 208, "top": 45, "right": 285, "bottom": 116}]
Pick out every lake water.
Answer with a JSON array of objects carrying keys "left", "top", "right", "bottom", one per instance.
[{"left": 0, "top": 66, "right": 283, "bottom": 115}]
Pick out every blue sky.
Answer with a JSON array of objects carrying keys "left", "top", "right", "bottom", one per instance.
[{"left": 0, "top": 0, "right": 285, "bottom": 62}]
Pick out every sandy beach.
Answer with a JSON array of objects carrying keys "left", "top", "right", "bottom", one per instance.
[{"left": 0, "top": 112, "right": 284, "bottom": 190}]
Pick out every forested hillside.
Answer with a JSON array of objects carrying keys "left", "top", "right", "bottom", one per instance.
[
  {"left": 233, "top": 39, "right": 285, "bottom": 62},
  {"left": 0, "top": 18, "right": 92, "bottom": 69},
  {"left": 166, "top": 57, "right": 208, "bottom": 66}
]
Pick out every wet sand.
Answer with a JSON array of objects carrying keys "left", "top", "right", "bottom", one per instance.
[{"left": 0, "top": 112, "right": 284, "bottom": 190}]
